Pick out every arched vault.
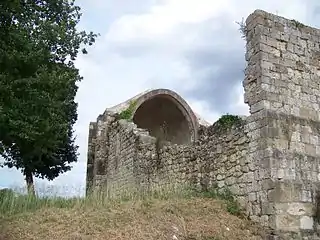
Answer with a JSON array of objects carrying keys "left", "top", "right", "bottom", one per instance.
[{"left": 106, "top": 89, "right": 209, "bottom": 144}]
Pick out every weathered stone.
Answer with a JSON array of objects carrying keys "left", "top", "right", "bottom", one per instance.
[
  {"left": 300, "top": 216, "right": 314, "bottom": 230},
  {"left": 244, "top": 9, "right": 320, "bottom": 240}
]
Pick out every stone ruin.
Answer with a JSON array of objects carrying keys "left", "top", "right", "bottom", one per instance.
[{"left": 86, "top": 10, "right": 320, "bottom": 240}]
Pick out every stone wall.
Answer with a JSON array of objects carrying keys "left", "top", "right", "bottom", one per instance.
[
  {"left": 86, "top": 112, "right": 252, "bottom": 204},
  {"left": 134, "top": 118, "right": 251, "bottom": 195},
  {"left": 244, "top": 9, "right": 320, "bottom": 239},
  {"left": 86, "top": 9, "right": 320, "bottom": 240},
  {"left": 87, "top": 115, "right": 151, "bottom": 194},
  {"left": 197, "top": 120, "right": 257, "bottom": 214},
  {"left": 87, "top": 113, "right": 198, "bottom": 195}
]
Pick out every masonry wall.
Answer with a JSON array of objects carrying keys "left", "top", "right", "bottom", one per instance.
[
  {"left": 134, "top": 139, "right": 197, "bottom": 190},
  {"left": 244, "top": 10, "right": 320, "bottom": 239},
  {"left": 197, "top": 121, "right": 260, "bottom": 213},
  {"left": 86, "top": 113, "right": 253, "bottom": 202},
  {"left": 87, "top": 113, "right": 200, "bottom": 195},
  {"left": 86, "top": 121, "right": 97, "bottom": 194},
  {"left": 134, "top": 119, "right": 254, "bottom": 201},
  {"left": 87, "top": 115, "right": 151, "bottom": 195}
]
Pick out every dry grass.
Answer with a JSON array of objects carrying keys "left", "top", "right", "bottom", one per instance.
[{"left": 0, "top": 194, "right": 266, "bottom": 240}]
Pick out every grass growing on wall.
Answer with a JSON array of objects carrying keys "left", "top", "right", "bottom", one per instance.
[
  {"left": 198, "top": 188, "right": 244, "bottom": 218},
  {"left": 212, "top": 114, "right": 243, "bottom": 132},
  {"left": 118, "top": 100, "right": 137, "bottom": 121},
  {"left": 0, "top": 184, "right": 265, "bottom": 240},
  {"left": 290, "top": 19, "right": 305, "bottom": 30},
  {"left": 236, "top": 17, "right": 247, "bottom": 40}
]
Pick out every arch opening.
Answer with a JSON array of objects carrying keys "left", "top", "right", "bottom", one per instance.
[{"left": 133, "top": 95, "right": 192, "bottom": 145}]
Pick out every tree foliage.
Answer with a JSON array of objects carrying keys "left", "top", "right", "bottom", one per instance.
[{"left": 0, "top": 0, "right": 98, "bottom": 193}]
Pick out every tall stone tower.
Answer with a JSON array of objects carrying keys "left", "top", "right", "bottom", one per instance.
[{"left": 244, "top": 10, "right": 320, "bottom": 239}]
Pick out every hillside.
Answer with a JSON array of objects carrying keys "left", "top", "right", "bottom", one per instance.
[{"left": 0, "top": 190, "right": 266, "bottom": 240}]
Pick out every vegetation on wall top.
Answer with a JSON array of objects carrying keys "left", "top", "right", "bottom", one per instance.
[
  {"left": 290, "top": 19, "right": 305, "bottom": 30},
  {"left": 212, "top": 114, "right": 243, "bottom": 131},
  {"left": 236, "top": 17, "right": 247, "bottom": 40},
  {"left": 118, "top": 100, "right": 137, "bottom": 121}
]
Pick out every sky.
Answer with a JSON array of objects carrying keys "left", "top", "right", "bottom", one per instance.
[{"left": 1, "top": 0, "right": 320, "bottom": 197}]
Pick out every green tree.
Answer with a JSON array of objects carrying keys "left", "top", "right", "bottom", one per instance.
[{"left": 0, "top": 0, "right": 98, "bottom": 194}]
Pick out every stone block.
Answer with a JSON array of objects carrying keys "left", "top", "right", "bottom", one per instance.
[
  {"left": 267, "top": 182, "right": 302, "bottom": 203},
  {"left": 300, "top": 216, "right": 314, "bottom": 230},
  {"left": 275, "top": 214, "right": 300, "bottom": 232}
]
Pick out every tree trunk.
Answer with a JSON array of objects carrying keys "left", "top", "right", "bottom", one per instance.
[{"left": 24, "top": 169, "right": 35, "bottom": 196}]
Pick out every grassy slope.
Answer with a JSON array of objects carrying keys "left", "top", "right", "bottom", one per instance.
[{"left": 0, "top": 190, "right": 267, "bottom": 240}]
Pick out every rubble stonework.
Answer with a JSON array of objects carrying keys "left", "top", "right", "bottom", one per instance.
[{"left": 86, "top": 9, "right": 320, "bottom": 240}]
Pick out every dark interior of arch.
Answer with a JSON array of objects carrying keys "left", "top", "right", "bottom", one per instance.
[{"left": 133, "top": 95, "right": 192, "bottom": 145}]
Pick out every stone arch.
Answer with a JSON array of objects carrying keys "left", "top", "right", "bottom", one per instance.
[{"left": 131, "top": 89, "right": 199, "bottom": 144}]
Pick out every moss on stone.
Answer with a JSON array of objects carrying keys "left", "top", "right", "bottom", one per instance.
[{"left": 118, "top": 100, "right": 137, "bottom": 121}]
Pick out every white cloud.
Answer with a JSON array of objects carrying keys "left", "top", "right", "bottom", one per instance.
[
  {"left": 232, "top": 84, "right": 250, "bottom": 116},
  {"left": 106, "top": 0, "right": 231, "bottom": 43},
  {"left": 105, "top": 0, "right": 310, "bottom": 45},
  {"left": 188, "top": 99, "right": 220, "bottom": 124}
]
